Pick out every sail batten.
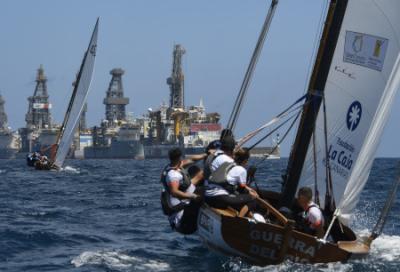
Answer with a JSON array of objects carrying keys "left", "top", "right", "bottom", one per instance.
[{"left": 54, "top": 19, "right": 98, "bottom": 168}]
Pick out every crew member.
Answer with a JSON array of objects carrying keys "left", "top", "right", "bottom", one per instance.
[
  {"left": 205, "top": 128, "right": 234, "bottom": 153},
  {"left": 27, "top": 152, "right": 40, "bottom": 167},
  {"left": 296, "top": 187, "right": 325, "bottom": 238},
  {"left": 205, "top": 146, "right": 258, "bottom": 217},
  {"left": 160, "top": 148, "right": 208, "bottom": 234}
]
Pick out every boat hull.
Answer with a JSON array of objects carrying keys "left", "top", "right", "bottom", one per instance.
[
  {"left": 197, "top": 206, "right": 353, "bottom": 265},
  {"left": 84, "top": 140, "right": 144, "bottom": 159}
]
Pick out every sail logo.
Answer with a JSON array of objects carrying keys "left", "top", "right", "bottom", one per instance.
[
  {"left": 346, "top": 101, "right": 362, "bottom": 131},
  {"left": 343, "top": 31, "right": 388, "bottom": 71},
  {"left": 352, "top": 35, "right": 363, "bottom": 53},
  {"left": 374, "top": 40, "right": 384, "bottom": 57}
]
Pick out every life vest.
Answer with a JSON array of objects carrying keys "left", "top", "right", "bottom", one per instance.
[
  {"left": 160, "top": 165, "right": 192, "bottom": 216},
  {"left": 296, "top": 204, "right": 323, "bottom": 235},
  {"left": 208, "top": 161, "right": 238, "bottom": 194},
  {"left": 203, "top": 152, "right": 224, "bottom": 180}
]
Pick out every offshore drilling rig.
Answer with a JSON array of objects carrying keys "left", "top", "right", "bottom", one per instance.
[
  {"left": 104, "top": 68, "right": 129, "bottom": 127},
  {"left": 83, "top": 68, "right": 143, "bottom": 159},
  {"left": 143, "top": 44, "right": 222, "bottom": 158},
  {"left": 25, "top": 65, "right": 52, "bottom": 129},
  {"left": 167, "top": 44, "right": 185, "bottom": 110},
  {"left": 19, "top": 65, "right": 59, "bottom": 154}
]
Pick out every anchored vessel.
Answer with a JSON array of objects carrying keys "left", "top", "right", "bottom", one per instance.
[
  {"left": 35, "top": 19, "right": 98, "bottom": 170},
  {"left": 0, "top": 95, "right": 19, "bottom": 159},
  {"left": 197, "top": 0, "right": 400, "bottom": 264},
  {"left": 83, "top": 68, "right": 144, "bottom": 159}
]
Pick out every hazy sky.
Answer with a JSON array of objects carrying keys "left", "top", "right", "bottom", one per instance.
[{"left": 0, "top": 0, "right": 399, "bottom": 157}]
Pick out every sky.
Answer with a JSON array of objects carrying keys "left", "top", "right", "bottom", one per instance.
[{"left": 0, "top": 0, "right": 399, "bottom": 157}]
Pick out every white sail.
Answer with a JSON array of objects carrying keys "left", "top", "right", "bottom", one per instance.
[
  {"left": 54, "top": 19, "right": 98, "bottom": 168},
  {"left": 338, "top": 52, "right": 400, "bottom": 221},
  {"left": 297, "top": 0, "right": 400, "bottom": 221}
]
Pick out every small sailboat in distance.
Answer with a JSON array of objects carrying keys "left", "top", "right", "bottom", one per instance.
[
  {"left": 197, "top": 0, "right": 400, "bottom": 265},
  {"left": 34, "top": 19, "right": 99, "bottom": 170}
]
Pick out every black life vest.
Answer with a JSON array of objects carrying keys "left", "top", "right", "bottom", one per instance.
[
  {"left": 203, "top": 152, "right": 224, "bottom": 180},
  {"left": 208, "top": 161, "right": 238, "bottom": 194},
  {"left": 160, "top": 165, "right": 192, "bottom": 216}
]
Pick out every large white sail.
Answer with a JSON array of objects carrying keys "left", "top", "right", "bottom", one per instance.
[
  {"left": 297, "top": 0, "right": 400, "bottom": 221},
  {"left": 338, "top": 52, "right": 400, "bottom": 221},
  {"left": 54, "top": 19, "right": 98, "bottom": 168}
]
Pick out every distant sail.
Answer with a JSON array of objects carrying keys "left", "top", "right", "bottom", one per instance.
[
  {"left": 297, "top": 0, "right": 400, "bottom": 221},
  {"left": 54, "top": 19, "right": 98, "bottom": 168}
]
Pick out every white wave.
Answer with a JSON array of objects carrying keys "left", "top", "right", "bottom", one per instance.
[
  {"left": 61, "top": 166, "right": 80, "bottom": 174},
  {"left": 230, "top": 261, "right": 353, "bottom": 272},
  {"left": 71, "top": 250, "right": 170, "bottom": 271},
  {"left": 0, "top": 169, "right": 5, "bottom": 174},
  {"left": 370, "top": 234, "right": 400, "bottom": 262}
]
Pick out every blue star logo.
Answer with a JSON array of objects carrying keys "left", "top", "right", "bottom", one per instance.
[{"left": 346, "top": 101, "right": 362, "bottom": 131}]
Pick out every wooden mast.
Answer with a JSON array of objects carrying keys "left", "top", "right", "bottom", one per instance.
[{"left": 280, "top": 0, "right": 348, "bottom": 208}]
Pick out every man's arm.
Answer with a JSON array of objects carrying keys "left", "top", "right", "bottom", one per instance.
[
  {"left": 237, "top": 167, "right": 258, "bottom": 198},
  {"left": 181, "top": 153, "right": 207, "bottom": 167},
  {"left": 309, "top": 210, "right": 325, "bottom": 238},
  {"left": 168, "top": 181, "right": 198, "bottom": 200},
  {"left": 181, "top": 149, "right": 216, "bottom": 168}
]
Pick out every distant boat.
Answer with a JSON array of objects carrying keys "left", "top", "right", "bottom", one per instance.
[
  {"left": 197, "top": 0, "right": 400, "bottom": 265},
  {"left": 34, "top": 19, "right": 98, "bottom": 170}
]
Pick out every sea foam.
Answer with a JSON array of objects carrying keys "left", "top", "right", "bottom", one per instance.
[{"left": 71, "top": 250, "right": 170, "bottom": 271}]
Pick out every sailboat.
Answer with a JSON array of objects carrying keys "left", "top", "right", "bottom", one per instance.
[
  {"left": 197, "top": 0, "right": 400, "bottom": 265},
  {"left": 35, "top": 19, "right": 99, "bottom": 170}
]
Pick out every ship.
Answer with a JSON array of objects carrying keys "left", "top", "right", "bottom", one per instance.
[
  {"left": 83, "top": 68, "right": 144, "bottom": 159},
  {"left": 0, "top": 94, "right": 19, "bottom": 159},
  {"left": 84, "top": 122, "right": 144, "bottom": 159},
  {"left": 142, "top": 44, "right": 279, "bottom": 159}
]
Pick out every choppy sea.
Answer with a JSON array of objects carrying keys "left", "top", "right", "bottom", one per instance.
[{"left": 0, "top": 158, "right": 399, "bottom": 272}]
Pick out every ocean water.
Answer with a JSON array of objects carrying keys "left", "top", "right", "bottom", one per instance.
[{"left": 0, "top": 158, "right": 399, "bottom": 272}]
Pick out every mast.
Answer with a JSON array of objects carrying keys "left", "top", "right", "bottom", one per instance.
[
  {"left": 53, "top": 42, "right": 88, "bottom": 159},
  {"left": 226, "top": 0, "right": 279, "bottom": 133},
  {"left": 280, "top": 0, "right": 348, "bottom": 208}
]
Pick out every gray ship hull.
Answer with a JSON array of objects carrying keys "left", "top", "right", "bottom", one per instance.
[
  {"left": 144, "top": 144, "right": 204, "bottom": 159},
  {"left": 143, "top": 144, "right": 174, "bottom": 159},
  {"left": 84, "top": 140, "right": 144, "bottom": 159},
  {"left": 143, "top": 145, "right": 280, "bottom": 159}
]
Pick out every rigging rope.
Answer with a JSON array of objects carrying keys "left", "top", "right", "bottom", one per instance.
[
  {"left": 254, "top": 110, "right": 301, "bottom": 168},
  {"left": 236, "top": 93, "right": 307, "bottom": 147},
  {"left": 246, "top": 109, "right": 301, "bottom": 194},
  {"left": 322, "top": 93, "right": 335, "bottom": 213},
  {"left": 312, "top": 129, "right": 321, "bottom": 206},
  {"left": 302, "top": 0, "right": 330, "bottom": 94},
  {"left": 248, "top": 112, "right": 298, "bottom": 151}
]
